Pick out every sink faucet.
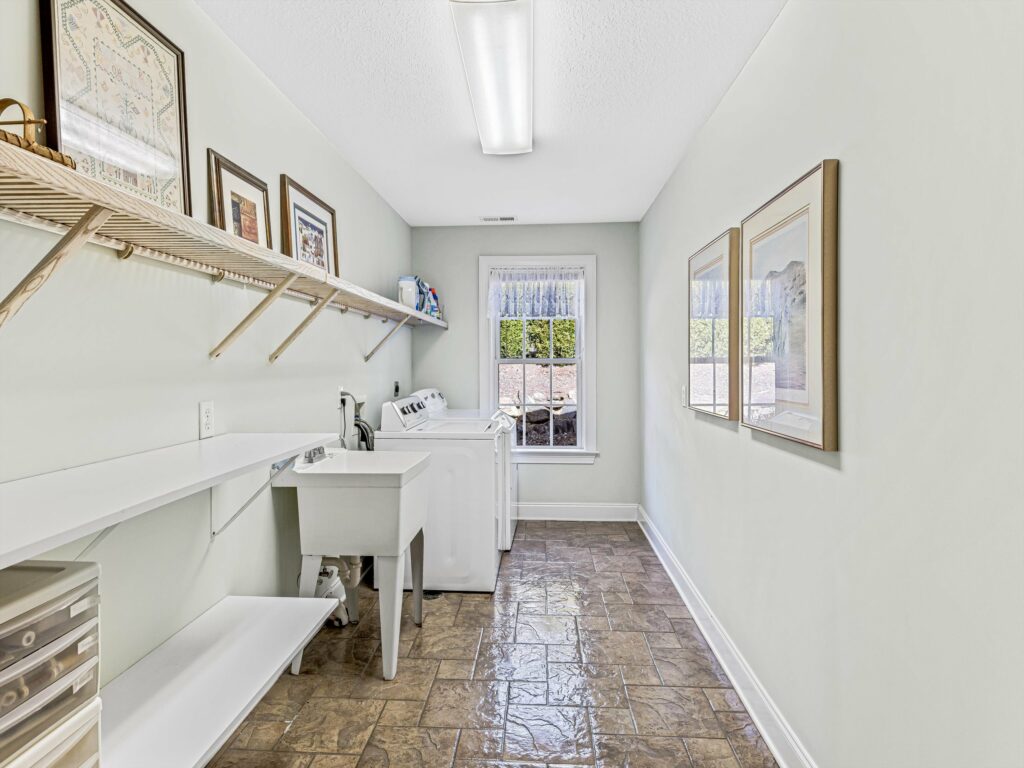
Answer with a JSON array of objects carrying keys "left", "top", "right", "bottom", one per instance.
[{"left": 338, "top": 390, "right": 357, "bottom": 449}]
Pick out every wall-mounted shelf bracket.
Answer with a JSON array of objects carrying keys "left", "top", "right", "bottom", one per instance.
[
  {"left": 74, "top": 523, "right": 118, "bottom": 561},
  {"left": 209, "top": 274, "right": 298, "bottom": 359},
  {"left": 0, "top": 204, "right": 111, "bottom": 331},
  {"left": 364, "top": 315, "right": 410, "bottom": 362},
  {"left": 210, "top": 456, "right": 297, "bottom": 540},
  {"left": 269, "top": 288, "right": 340, "bottom": 363}
]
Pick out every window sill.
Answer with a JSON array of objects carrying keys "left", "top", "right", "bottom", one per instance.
[{"left": 512, "top": 449, "right": 599, "bottom": 465}]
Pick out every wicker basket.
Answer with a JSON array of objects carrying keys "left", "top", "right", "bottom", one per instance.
[{"left": 0, "top": 98, "right": 75, "bottom": 170}]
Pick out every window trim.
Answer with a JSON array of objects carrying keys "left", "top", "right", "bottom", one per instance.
[{"left": 478, "top": 254, "right": 597, "bottom": 465}]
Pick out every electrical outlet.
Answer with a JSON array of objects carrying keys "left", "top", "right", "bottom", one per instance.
[{"left": 199, "top": 401, "right": 215, "bottom": 439}]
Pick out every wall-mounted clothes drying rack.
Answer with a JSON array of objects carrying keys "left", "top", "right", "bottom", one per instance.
[{"left": 0, "top": 142, "right": 446, "bottom": 362}]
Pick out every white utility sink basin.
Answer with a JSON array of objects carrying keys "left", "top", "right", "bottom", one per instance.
[
  {"left": 273, "top": 448, "right": 431, "bottom": 679},
  {"left": 282, "top": 448, "right": 431, "bottom": 485}
]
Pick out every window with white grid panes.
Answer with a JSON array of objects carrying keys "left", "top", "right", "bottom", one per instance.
[{"left": 497, "top": 314, "right": 580, "bottom": 449}]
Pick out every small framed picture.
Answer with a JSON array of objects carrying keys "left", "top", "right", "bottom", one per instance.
[
  {"left": 39, "top": 0, "right": 191, "bottom": 213},
  {"left": 740, "top": 160, "right": 838, "bottom": 450},
  {"left": 688, "top": 228, "right": 739, "bottom": 420},
  {"left": 281, "top": 175, "right": 338, "bottom": 276},
  {"left": 207, "top": 150, "right": 272, "bottom": 248}
]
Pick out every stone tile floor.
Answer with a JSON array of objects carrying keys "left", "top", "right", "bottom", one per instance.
[{"left": 209, "top": 521, "right": 779, "bottom": 768}]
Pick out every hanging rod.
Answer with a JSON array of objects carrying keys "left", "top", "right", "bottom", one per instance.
[{"left": 0, "top": 207, "right": 444, "bottom": 329}]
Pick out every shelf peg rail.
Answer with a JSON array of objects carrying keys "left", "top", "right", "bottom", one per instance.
[
  {"left": 269, "top": 288, "right": 340, "bottom": 363},
  {"left": 364, "top": 315, "right": 410, "bottom": 362},
  {"left": 0, "top": 204, "right": 112, "bottom": 331},
  {"left": 209, "top": 274, "right": 298, "bottom": 359}
]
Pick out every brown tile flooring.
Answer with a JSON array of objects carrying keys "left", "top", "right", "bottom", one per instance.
[{"left": 209, "top": 522, "right": 778, "bottom": 768}]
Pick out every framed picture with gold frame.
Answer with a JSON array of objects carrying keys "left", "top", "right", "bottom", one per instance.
[
  {"left": 740, "top": 160, "right": 838, "bottom": 450},
  {"left": 207, "top": 150, "right": 272, "bottom": 249},
  {"left": 688, "top": 228, "right": 739, "bottom": 420},
  {"left": 281, "top": 175, "right": 339, "bottom": 277}
]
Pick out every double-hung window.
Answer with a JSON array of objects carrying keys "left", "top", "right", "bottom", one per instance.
[{"left": 479, "top": 256, "right": 597, "bottom": 464}]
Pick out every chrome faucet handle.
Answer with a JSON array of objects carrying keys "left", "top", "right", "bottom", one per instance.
[{"left": 304, "top": 446, "right": 327, "bottom": 464}]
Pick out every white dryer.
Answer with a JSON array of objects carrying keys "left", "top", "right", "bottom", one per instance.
[
  {"left": 375, "top": 395, "right": 506, "bottom": 592},
  {"left": 411, "top": 388, "right": 519, "bottom": 550}
]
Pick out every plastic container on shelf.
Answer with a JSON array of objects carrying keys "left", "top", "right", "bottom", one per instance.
[
  {"left": 0, "top": 564, "right": 99, "bottom": 675},
  {"left": 0, "top": 619, "right": 98, "bottom": 718},
  {"left": 4, "top": 697, "right": 99, "bottom": 768},
  {"left": 0, "top": 562, "right": 100, "bottom": 766},
  {"left": 398, "top": 276, "right": 418, "bottom": 309},
  {"left": 0, "top": 656, "right": 98, "bottom": 764}
]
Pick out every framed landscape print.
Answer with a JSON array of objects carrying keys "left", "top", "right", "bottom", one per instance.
[
  {"left": 688, "top": 228, "right": 739, "bottom": 419},
  {"left": 281, "top": 175, "right": 338, "bottom": 277},
  {"left": 740, "top": 160, "right": 838, "bottom": 450},
  {"left": 39, "top": 0, "right": 191, "bottom": 213},
  {"left": 208, "top": 150, "right": 272, "bottom": 249}
]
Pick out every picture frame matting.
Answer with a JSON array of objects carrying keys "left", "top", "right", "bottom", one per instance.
[
  {"left": 687, "top": 228, "right": 740, "bottom": 420},
  {"left": 739, "top": 160, "right": 838, "bottom": 451}
]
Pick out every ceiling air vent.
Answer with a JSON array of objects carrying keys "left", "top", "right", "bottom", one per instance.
[{"left": 480, "top": 216, "right": 516, "bottom": 224}]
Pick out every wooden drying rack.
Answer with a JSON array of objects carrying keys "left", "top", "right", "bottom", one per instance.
[{"left": 0, "top": 142, "right": 446, "bottom": 363}]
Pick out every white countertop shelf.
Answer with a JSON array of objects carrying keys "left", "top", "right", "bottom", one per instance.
[
  {"left": 0, "top": 141, "right": 446, "bottom": 329},
  {"left": 0, "top": 432, "right": 334, "bottom": 570},
  {"left": 101, "top": 595, "right": 337, "bottom": 768}
]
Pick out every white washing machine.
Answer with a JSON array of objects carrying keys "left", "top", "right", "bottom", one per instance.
[
  {"left": 411, "top": 388, "right": 519, "bottom": 550},
  {"left": 374, "top": 395, "right": 506, "bottom": 592}
]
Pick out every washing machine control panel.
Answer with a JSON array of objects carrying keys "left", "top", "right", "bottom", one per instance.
[{"left": 380, "top": 395, "right": 430, "bottom": 432}]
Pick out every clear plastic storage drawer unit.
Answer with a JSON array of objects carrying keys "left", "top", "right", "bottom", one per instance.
[
  {"left": 0, "top": 562, "right": 100, "bottom": 766},
  {"left": 0, "top": 564, "right": 99, "bottom": 674},
  {"left": 4, "top": 697, "right": 100, "bottom": 768},
  {"left": 0, "top": 657, "right": 98, "bottom": 764},
  {"left": 0, "top": 619, "right": 99, "bottom": 718}
]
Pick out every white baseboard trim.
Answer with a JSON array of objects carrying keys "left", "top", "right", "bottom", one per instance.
[
  {"left": 515, "top": 502, "right": 639, "bottom": 522},
  {"left": 637, "top": 505, "right": 819, "bottom": 768}
]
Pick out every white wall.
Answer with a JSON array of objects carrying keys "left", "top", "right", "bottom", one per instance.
[
  {"left": 0, "top": 0, "right": 415, "bottom": 682},
  {"left": 412, "top": 224, "right": 641, "bottom": 507},
  {"left": 639, "top": 2, "right": 1024, "bottom": 767}
]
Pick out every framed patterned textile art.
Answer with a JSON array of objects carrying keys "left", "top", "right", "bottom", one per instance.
[{"left": 39, "top": 0, "right": 192, "bottom": 213}]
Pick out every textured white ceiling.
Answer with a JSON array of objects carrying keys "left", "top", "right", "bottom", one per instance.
[{"left": 196, "top": 0, "right": 784, "bottom": 226}]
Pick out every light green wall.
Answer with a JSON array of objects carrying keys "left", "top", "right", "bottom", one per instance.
[
  {"left": 639, "top": 1, "right": 1024, "bottom": 766},
  {"left": 0, "top": 0, "right": 413, "bottom": 682},
  {"left": 411, "top": 223, "right": 641, "bottom": 507}
]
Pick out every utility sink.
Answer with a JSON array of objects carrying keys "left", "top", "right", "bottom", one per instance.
[
  {"left": 275, "top": 448, "right": 430, "bottom": 555},
  {"left": 273, "top": 448, "right": 431, "bottom": 680}
]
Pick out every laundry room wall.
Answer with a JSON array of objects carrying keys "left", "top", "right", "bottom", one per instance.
[
  {"left": 0, "top": 0, "right": 418, "bottom": 683},
  {"left": 411, "top": 223, "right": 641, "bottom": 513},
  {"left": 638, "top": 1, "right": 1024, "bottom": 767}
]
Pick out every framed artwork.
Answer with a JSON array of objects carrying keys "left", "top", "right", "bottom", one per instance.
[
  {"left": 281, "top": 175, "right": 339, "bottom": 277},
  {"left": 39, "top": 0, "right": 191, "bottom": 213},
  {"left": 688, "top": 228, "right": 739, "bottom": 420},
  {"left": 207, "top": 150, "right": 272, "bottom": 249},
  {"left": 741, "top": 160, "right": 838, "bottom": 450}
]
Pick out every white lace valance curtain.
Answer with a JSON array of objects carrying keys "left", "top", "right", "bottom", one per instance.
[{"left": 487, "top": 266, "right": 584, "bottom": 319}]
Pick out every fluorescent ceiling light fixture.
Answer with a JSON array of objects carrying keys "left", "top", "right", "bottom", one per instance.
[{"left": 450, "top": 0, "right": 533, "bottom": 155}]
